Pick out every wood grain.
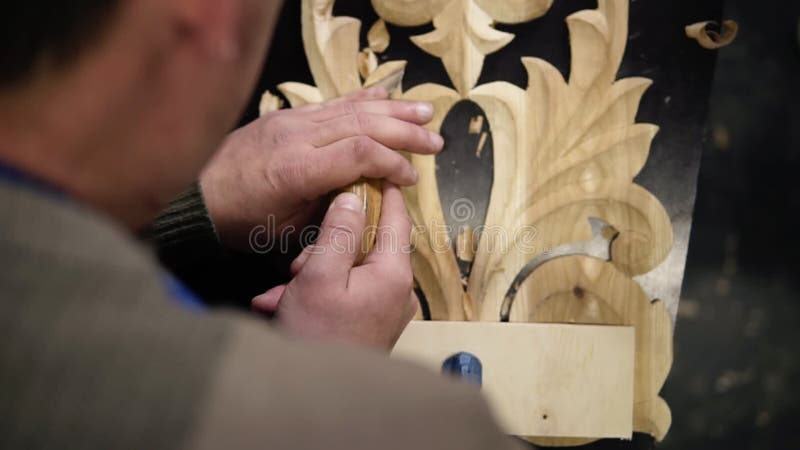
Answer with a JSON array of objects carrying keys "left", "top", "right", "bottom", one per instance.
[
  {"left": 278, "top": 0, "right": 676, "bottom": 442},
  {"left": 376, "top": 0, "right": 675, "bottom": 443},
  {"left": 393, "top": 320, "right": 636, "bottom": 438},
  {"left": 509, "top": 256, "right": 673, "bottom": 443}
]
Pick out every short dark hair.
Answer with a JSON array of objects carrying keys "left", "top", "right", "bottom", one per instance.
[{"left": 1, "top": 1, "right": 122, "bottom": 87}]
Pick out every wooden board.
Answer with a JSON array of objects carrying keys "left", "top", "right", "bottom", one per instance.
[{"left": 392, "top": 321, "right": 635, "bottom": 439}]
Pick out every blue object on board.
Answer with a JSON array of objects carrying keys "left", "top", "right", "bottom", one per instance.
[{"left": 442, "top": 352, "right": 483, "bottom": 386}]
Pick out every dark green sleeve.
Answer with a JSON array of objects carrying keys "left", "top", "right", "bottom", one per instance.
[
  {"left": 148, "top": 184, "right": 291, "bottom": 308},
  {"left": 150, "top": 183, "right": 220, "bottom": 252}
]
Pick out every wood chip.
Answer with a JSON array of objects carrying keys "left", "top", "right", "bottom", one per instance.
[
  {"left": 685, "top": 20, "right": 738, "bottom": 49},
  {"left": 368, "top": 19, "right": 391, "bottom": 53},
  {"left": 475, "top": 131, "right": 488, "bottom": 158},
  {"left": 456, "top": 225, "right": 475, "bottom": 262},
  {"left": 468, "top": 115, "right": 484, "bottom": 134},
  {"left": 259, "top": 90, "right": 284, "bottom": 115},
  {"left": 358, "top": 48, "right": 379, "bottom": 80}
]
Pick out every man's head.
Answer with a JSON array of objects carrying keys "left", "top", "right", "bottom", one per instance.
[{"left": 0, "top": 0, "right": 283, "bottom": 228}]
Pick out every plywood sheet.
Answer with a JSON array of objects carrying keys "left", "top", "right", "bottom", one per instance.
[{"left": 392, "top": 321, "right": 635, "bottom": 439}]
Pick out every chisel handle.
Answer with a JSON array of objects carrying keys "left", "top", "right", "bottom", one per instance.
[{"left": 337, "top": 177, "right": 382, "bottom": 265}]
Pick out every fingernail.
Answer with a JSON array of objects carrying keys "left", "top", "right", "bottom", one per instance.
[
  {"left": 430, "top": 132, "right": 444, "bottom": 150},
  {"left": 334, "top": 192, "right": 364, "bottom": 212},
  {"left": 410, "top": 166, "right": 419, "bottom": 183},
  {"left": 415, "top": 102, "right": 434, "bottom": 120}
]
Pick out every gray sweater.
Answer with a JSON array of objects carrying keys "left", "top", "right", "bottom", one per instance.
[{"left": 0, "top": 179, "right": 523, "bottom": 450}]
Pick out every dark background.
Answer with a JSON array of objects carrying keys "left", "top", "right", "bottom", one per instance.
[
  {"left": 660, "top": 1, "right": 800, "bottom": 449},
  {"left": 223, "top": 0, "right": 800, "bottom": 448}
]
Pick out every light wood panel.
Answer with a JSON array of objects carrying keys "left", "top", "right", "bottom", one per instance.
[
  {"left": 393, "top": 320, "right": 635, "bottom": 439},
  {"left": 273, "top": 0, "right": 676, "bottom": 442},
  {"left": 511, "top": 256, "right": 673, "bottom": 443},
  {"left": 372, "top": 1, "right": 675, "bottom": 443}
]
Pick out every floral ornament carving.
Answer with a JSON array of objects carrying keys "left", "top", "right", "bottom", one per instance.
[
  {"left": 277, "top": 0, "right": 408, "bottom": 105},
  {"left": 279, "top": 0, "right": 675, "bottom": 443},
  {"left": 372, "top": 0, "right": 553, "bottom": 95}
]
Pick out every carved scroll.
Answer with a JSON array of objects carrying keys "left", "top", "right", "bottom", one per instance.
[{"left": 274, "top": 0, "right": 675, "bottom": 443}]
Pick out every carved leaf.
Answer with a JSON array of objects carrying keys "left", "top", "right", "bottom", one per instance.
[
  {"left": 402, "top": 83, "right": 466, "bottom": 320},
  {"left": 364, "top": 61, "right": 408, "bottom": 95},
  {"left": 277, "top": 82, "right": 323, "bottom": 108},
  {"left": 411, "top": 0, "right": 514, "bottom": 95},
  {"left": 473, "top": 0, "right": 553, "bottom": 24},
  {"left": 373, "top": 0, "right": 555, "bottom": 96},
  {"left": 301, "top": 0, "right": 362, "bottom": 98},
  {"left": 371, "top": 0, "right": 451, "bottom": 27},
  {"left": 367, "top": 19, "right": 391, "bottom": 52},
  {"left": 259, "top": 90, "right": 285, "bottom": 115},
  {"left": 358, "top": 48, "right": 379, "bottom": 80}
]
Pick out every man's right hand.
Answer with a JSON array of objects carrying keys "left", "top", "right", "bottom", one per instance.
[
  {"left": 251, "top": 182, "right": 418, "bottom": 350},
  {"left": 200, "top": 88, "right": 441, "bottom": 252}
]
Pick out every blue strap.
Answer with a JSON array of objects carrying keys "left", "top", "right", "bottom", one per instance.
[
  {"left": 162, "top": 274, "right": 206, "bottom": 312},
  {"left": 0, "top": 161, "right": 65, "bottom": 199}
]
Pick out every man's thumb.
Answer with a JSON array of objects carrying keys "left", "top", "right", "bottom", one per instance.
[{"left": 299, "top": 192, "right": 366, "bottom": 284}]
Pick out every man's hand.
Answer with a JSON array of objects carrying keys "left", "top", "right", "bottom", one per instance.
[
  {"left": 200, "top": 88, "right": 442, "bottom": 251},
  {"left": 252, "top": 183, "right": 418, "bottom": 350}
]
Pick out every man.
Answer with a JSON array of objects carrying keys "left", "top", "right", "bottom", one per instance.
[{"left": 0, "top": 1, "right": 524, "bottom": 449}]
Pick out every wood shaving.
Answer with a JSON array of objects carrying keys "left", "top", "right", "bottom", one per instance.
[
  {"left": 475, "top": 131, "right": 488, "bottom": 158},
  {"left": 358, "top": 48, "right": 379, "bottom": 80},
  {"left": 259, "top": 90, "right": 284, "bottom": 115},
  {"left": 685, "top": 20, "right": 738, "bottom": 49},
  {"left": 468, "top": 115, "right": 484, "bottom": 134},
  {"left": 368, "top": 19, "right": 391, "bottom": 53}
]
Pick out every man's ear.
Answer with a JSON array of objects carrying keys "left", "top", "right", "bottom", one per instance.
[{"left": 173, "top": 0, "right": 245, "bottom": 61}]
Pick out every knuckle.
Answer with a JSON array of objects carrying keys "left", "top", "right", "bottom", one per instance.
[
  {"left": 340, "top": 100, "right": 358, "bottom": 117},
  {"left": 352, "top": 112, "right": 373, "bottom": 134},
  {"left": 391, "top": 154, "right": 410, "bottom": 174},
  {"left": 350, "top": 135, "right": 375, "bottom": 161},
  {"left": 414, "top": 126, "right": 430, "bottom": 146}
]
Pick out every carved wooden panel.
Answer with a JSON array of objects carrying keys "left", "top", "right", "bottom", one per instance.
[{"left": 269, "top": 0, "right": 676, "bottom": 444}]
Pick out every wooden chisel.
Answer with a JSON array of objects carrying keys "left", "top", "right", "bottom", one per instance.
[{"left": 337, "top": 67, "right": 406, "bottom": 265}]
